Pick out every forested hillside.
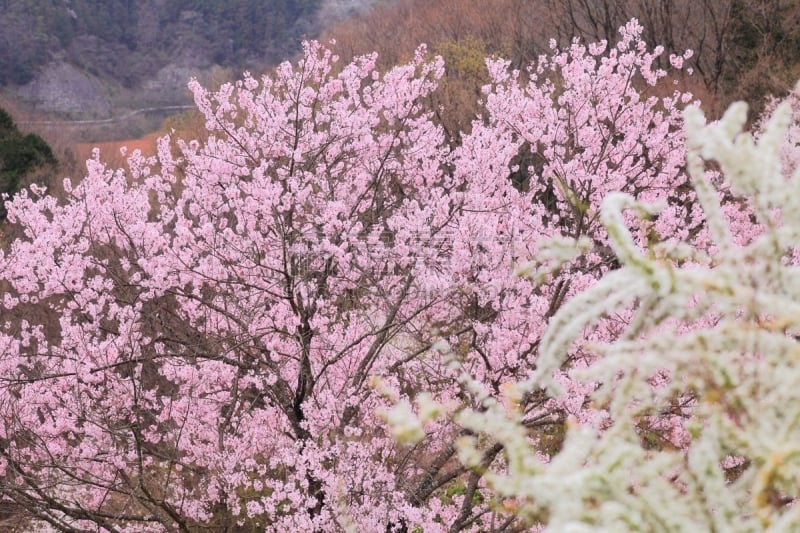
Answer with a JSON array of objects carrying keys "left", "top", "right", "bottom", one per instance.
[
  {"left": 1, "top": 0, "right": 319, "bottom": 87},
  {"left": 322, "top": 0, "right": 800, "bottom": 121},
  {"left": 0, "top": 0, "right": 387, "bottom": 119}
]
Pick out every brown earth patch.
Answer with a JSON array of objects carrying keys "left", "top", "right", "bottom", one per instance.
[{"left": 75, "top": 131, "right": 162, "bottom": 169}]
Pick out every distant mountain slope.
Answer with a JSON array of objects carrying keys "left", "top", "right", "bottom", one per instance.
[
  {"left": 0, "top": 0, "right": 388, "bottom": 120},
  {"left": 1, "top": 0, "right": 318, "bottom": 87}
]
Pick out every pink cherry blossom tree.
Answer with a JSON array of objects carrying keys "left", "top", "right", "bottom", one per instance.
[{"left": 0, "top": 21, "right": 699, "bottom": 532}]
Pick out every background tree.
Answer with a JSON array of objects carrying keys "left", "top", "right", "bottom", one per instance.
[
  {"left": 0, "top": 107, "right": 56, "bottom": 220},
  {"left": 324, "top": 0, "right": 800, "bottom": 126}
]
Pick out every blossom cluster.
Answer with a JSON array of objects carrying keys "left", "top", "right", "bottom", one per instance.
[
  {"left": 388, "top": 87, "right": 800, "bottom": 531},
  {"left": 0, "top": 18, "right": 771, "bottom": 533}
]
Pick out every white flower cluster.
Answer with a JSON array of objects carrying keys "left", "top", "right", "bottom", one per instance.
[{"left": 387, "top": 91, "right": 800, "bottom": 531}]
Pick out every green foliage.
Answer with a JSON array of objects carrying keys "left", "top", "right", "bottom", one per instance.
[
  {"left": 434, "top": 35, "right": 491, "bottom": 82},
  {"left": 0, "top": 108, "right": 15, "bottom": 137},
  {"left": 442, "top": 481, "right": 484, "bottom": 506},
  {"left": 0, "top": 108, "right": 56, "bottom": 219}
]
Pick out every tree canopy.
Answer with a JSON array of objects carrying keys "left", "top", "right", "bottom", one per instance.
[{"left": 0, "top": 16, "right": 798, "bottom": 533}]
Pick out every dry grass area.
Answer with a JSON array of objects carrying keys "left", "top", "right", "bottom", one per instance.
[{"left": 74, "top": 131, "right": 161, "bottom": 169}]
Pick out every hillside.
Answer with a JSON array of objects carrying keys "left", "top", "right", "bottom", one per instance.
[
  {"left": 321, "top": 0, "right": 800, "bottom": 121},
  {"left": 1, "top": 0, "right": 389, "bottom": 124}
]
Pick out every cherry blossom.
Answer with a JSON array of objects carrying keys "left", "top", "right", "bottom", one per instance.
[{"left": 0, "top": 22, "right": 710, "bottom": 532}]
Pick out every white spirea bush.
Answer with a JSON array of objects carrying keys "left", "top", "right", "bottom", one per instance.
[{"left": 386, "top": 92, "right": 800, "bottom": 531}]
